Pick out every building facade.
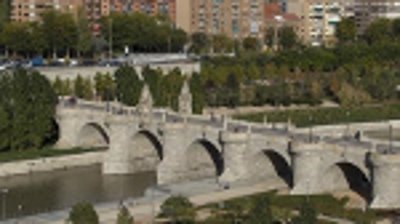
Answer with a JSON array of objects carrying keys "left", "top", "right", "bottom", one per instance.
[
  {"left": 354, "top": 0, "right": 400, "bottom": 35},
  {"left": 287, "top": 0, "right": 354, "bottom": 46},
  {"left": 189, "top": 0, "right": 265, "bottom": 40},
  {"left": 10, "top": 0, "right": 176, "bottom": 23},
  {"left": 10, "top": 0, "right": 83, "bottom": 22},
  {"left": 109, "top": 0, "right": 176, "bottom": 23}
]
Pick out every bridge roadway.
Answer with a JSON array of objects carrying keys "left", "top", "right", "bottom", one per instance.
[{"left": 55, "top": 98, "right": 400, "bottom": 209}]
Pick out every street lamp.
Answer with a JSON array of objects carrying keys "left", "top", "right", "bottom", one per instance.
[{"left": 1, "top": 188, "right": 8, "bottom": 220}]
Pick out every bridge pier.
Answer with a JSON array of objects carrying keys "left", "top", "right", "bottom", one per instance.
[
  {"left": 55, "top": 110, "right": 81, "bottom": 149},
  {"left": 103, "top": 116, "right": 135, "bottom": 174},
  {"left": 370, "top": 153, "right": 400, "bottom": 209},
  {"left": 157, "top": 123, "right": 188, "bottom": 184},
  {"left": 219, "top": 132, "right": 250, "bottom": 183},
  {"left": 290, "top": 142, "right": 326, "bottom": 195}
]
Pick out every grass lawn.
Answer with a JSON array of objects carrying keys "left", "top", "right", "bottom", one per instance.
[
  {"left": 0, "top": 147, "right": 104, "bottom": 163},
  {"left": 235, "top": 103, "right": 400, "bottom": 127}
]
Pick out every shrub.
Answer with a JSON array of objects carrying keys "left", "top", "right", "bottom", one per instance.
[
  {"left": 68, "top": 202, "right": 99, "bottom": 224},
  {"left": 160, "top": 195, "right": 195, "bottom": 223},
  {"left": 116, "top": 205, "right": 134, "bottom": 224}
]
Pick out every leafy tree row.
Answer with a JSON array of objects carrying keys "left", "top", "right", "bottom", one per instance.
[
  {"left": 53, "top": 66, "right": 205, "bottom": 114},
  {"left": 0, "top": 10, "right": 187, "bottom": 59},
  {"left": 336, "top": 17, "right": 400, "bottom": 45},
  {"left": 100, "top": 12, "right": 187, "bottom": 53}
]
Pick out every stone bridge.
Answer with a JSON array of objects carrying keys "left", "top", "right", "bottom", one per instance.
[{"left": 55, "top": 82, "right": 400, "bottom": 209}]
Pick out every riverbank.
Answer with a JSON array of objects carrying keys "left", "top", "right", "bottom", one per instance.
[
  {"left": 6, "top": 177, "right": 384, "bottom": 224},
  {"left": 0, "top": 151, "right": 104, "bottom": 177},
  {"left": 5, "top": 178, "right": 287, "bottom": 224}
]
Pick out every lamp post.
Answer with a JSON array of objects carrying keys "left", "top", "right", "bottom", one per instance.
[{"left": 1, "top": 188, "right": 8, "bottom": 220}]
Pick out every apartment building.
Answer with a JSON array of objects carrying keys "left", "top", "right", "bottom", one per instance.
[
  {"left": 10, "top": 0, "right": 177, "bottom": 22},
  {"left": 189, "top": 0, "right": 265, "bottom": 40},
  {"left": 287, "top": 0, "right": 354, "bottom": 46},
  {"left": 108, "top": 0, "right": 176, "bottom": 23},
  {"left": 354, "top": 0, "right": 400, "bottom": 35},
  {"left": 10, "top": 0, "right": 83, "bottom": 22}
]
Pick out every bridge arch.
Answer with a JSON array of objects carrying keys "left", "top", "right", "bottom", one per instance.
[
  {"left": 184, "top": 139, "right": 224, "bottom": 181},
  {"left": 78, "top": 122, "right": 109, "bottom": 148},
  {"left": 250, "top": 149, "right": 292, "bottom": 187},
  {"left": 323, "top": 162, "right": 372, "bottom": 204},
  {"left": 128, "top": 130, "right": 163, "bottom": 172}
]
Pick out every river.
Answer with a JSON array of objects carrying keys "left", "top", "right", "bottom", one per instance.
[{"left": 0, "top": 164, "right": 156, "bottom": 220}]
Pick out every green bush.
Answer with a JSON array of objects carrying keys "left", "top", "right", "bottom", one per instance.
[
  {"left": 116, "top": 205, "right": 134, "bottom": 224},
  {"left": 68, "top": 202, "right": 99, "bottom": 224},
  {"left": 160, "top": 195, "right": 195, "bottom": 224}
]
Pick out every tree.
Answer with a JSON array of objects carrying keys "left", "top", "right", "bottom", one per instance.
[
  {"left": 0, "top": 69, "right": 57, "bottom": 151},
  {"left": 160, "top": 196, "right": 195, "bottom": 224},
  {"left": 336, "top": 18, "right": 357, "bottom": 44},
  {"left": 76, "top": 7, "right": 92, "bottom": 58},
  {"left": 279, "top": 26, "right": 298, "bottom": 50},
  {"left": 0, "top": 0, "right": 10, "bottom": 26},
  {"left": 69, "top": 202, "right": 99, "bottom": 224},
  {"left": 1, "top": 22, "right": 33, "bottom": 57},
  {"left": 392, "top": 18, "right": 400, "bottom": 39},
  {"left": 94, "top": 72, "right": 114, "bottom": 101},
  {"left": 246, "top": 195, "right": 273, "bottom": 224},
  {"left": 41, "top": 10, "right": 78, "bottom": 59},
  {"left": 142, "top": 66, "right": 162, "bottom": 105},
  {"left": 265, "top": 27, "right": 275, "bottom": 49},
  {"left": 212, "top": 34, "right": 233, "bottom": 53},
  {"left": 292, "top": 200, "right": 317, "bottom": 224},
  {"left": 114, "top": 65, "right": 143, "bottom": 106},
  {"left": 364, "top": 18, "right": 392, "bottom": 44},
  {"left": 225, "top": 73, "right": 240, "bottom": 108},
  {"left": 53, "top": 77, "right": 64, "bottom": 96},
  {"left": 170, "top": 28, "right": 188, "bottom": 52},
  {"left": 160, "top": 68, "right": 184, "bottom": 110},
  {"left": 82, "top": 78, "right": 94, "bottom": 100},
  {"left": 116, "top": 205, "right": 134, "bottom": 224},
  {"left": 74, "top": 75, "right": 86, "bottom": 98},
  {"left": 190, "top": 73, "right": 204, "bottom": 114},
  {"left": 190, "top": 32, "right": 210, "bottom": 54},
  {"left": 242, "top": 37, "right": 259, "bottom": 51}
]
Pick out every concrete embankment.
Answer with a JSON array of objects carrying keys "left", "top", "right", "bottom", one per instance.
[{"left": 0, "top": 151, "right": 104, "bottom": 177}]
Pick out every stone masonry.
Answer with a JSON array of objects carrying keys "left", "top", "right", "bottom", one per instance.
[{"left": 55, "top": 84, "right": 400, "bottom": 209}]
